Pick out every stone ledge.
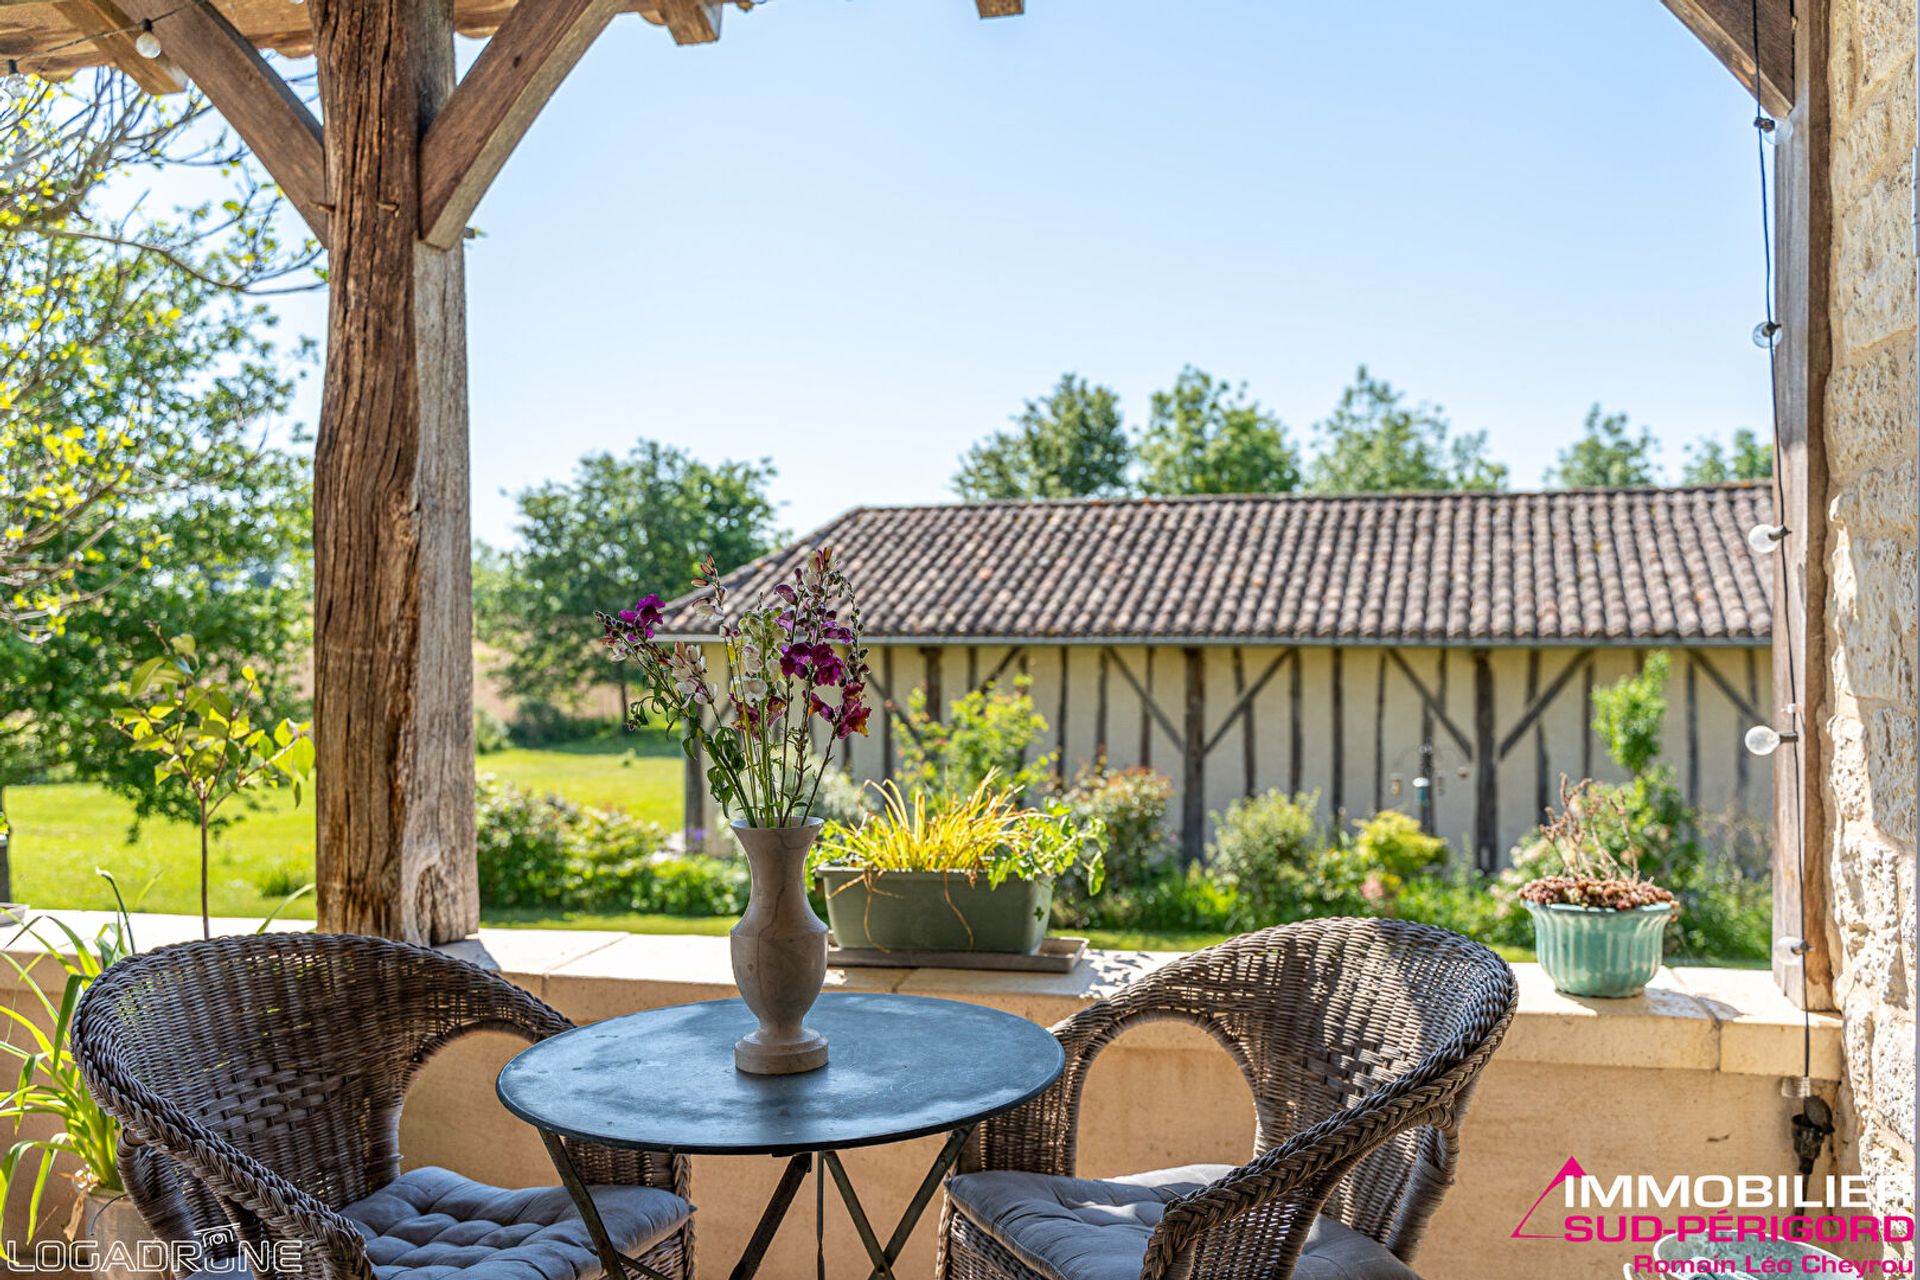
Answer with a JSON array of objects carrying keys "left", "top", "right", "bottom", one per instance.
[{"left": 1, "top": 912, "right": 1842, "bottom": 1080}]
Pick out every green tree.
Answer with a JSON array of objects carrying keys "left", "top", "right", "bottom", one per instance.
[
  {"left": 954, "top": 374, "right": 1131, "bottom": 500},
  {"left": 1549, "top": 405, "right": 1660, "bottom": 487},
  {"left": 1305, "top": 367, "right": 1508, "bottom": 492},
  {"left": 1682, "top": 428, "right": 1773, "bottom": 483},
  {"left": 1590, "top": 650, "right": 1671, "bottom": 776},
  {"left": 483, "top": 442, "right": 779, "bottom": 714},
  {"left": 1136, "top": 367, "right": 1299, "bottom": 495}
]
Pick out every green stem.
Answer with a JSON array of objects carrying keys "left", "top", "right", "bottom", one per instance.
[{"left": 196, "top": 793, "right": 209, "bottom": 941}]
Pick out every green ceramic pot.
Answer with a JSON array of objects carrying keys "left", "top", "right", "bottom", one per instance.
[
  {"left": 816, "top": 867, "right": 1052, "bottom": 954},
  {"left": 1524, "top": 900, "right": 1673, "bottom": 997}
]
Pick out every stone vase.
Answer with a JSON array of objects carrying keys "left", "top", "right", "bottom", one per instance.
[{"left": 729, "top": 819, "right": 829, "bottom": 1074}]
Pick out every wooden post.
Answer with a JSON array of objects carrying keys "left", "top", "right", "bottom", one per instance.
[
  {"left": 920, "top": 646, "right": 943, "bottom": 720},
  {"left": 1287, "top": 648, "right": 1303, "bottom": 795},
  {"left": 1372, "top": 650, "right": 1387, "bottom": 810},
  {"left": 1472, "top": 650, "right": 1497, "bottom": 872},
  {"left": 1233, "top": 648, "right": 1255, "bottom": 795},
  {"left": 1182, "top": 648, "right": 1205, "bottom": 865},
  {"left": 1094, "top": 648, "right": 1109, "bottom": 762},
  {"left": 683, "top": 730, "right": 705, "bottom": 851},
  {"left": 1055, "top": 647, "right": 1069, "bottom": 766},
  {"left": 881, "top": 647, "right": 896, "bottom": 782},
  {"left": 1139, "top": 649, "right": 1154, "bottom": 768},
  {"left": 1328, "top": 648, "right": 1344, "bottom": 820},
  {"left": 1685, "top": 654, "right": 1701, "bottom": 807},
  {"left": 1580, "top": 657, "right": 1595, "bottom": 779},
  {"left": 309, "top": 0, "right": 477, "bottom": 944},
  {"left": 1527, "top": 650, "right": 1548, "bottom": 823},
  {"left": 1771, "top": 0, "right": 1834, "bottom": 1007}
]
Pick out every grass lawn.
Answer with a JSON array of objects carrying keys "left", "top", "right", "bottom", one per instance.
[{"left": 7, "top": 735, "right": 682, "bottom": 920}]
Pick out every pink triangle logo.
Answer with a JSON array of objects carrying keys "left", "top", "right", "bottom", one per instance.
[{"left": 1510, "top": 1157, "right": 1588, "bottom": 1240}]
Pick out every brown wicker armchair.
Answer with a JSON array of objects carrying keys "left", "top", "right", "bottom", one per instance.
[
  {"left": 72, "top": 932, "right": 693, "bottom": 1280},
  {"left": 937, "top": 919, "right": 1517, "bottom": 1280}
]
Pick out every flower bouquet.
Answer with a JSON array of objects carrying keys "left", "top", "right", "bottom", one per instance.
[{"left": 599, "top": 547, "right": 869, "bottom": 1074}]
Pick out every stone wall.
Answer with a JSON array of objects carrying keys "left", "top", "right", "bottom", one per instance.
[{"left": 1826, "top": 0, "right": 1919, "bottom": 1236}]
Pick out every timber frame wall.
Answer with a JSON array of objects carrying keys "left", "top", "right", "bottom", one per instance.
[{"left": 686, "top": 640, "right": 1774, "bottom": 868}]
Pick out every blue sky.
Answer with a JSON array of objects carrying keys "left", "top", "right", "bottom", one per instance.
[{"left": 263, "top": 0, "right": 1773, "bottom": 544}]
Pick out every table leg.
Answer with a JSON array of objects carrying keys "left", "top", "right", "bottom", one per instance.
[
  {"left": 729, "top": 1154, "right": 813, "bottom": 1280},
  {"left": 820, "top": 1126, "right": 974, "bottom": 1280},
  {"left": 538, "top": 1129, "right": 678, "bottom": 1280}
]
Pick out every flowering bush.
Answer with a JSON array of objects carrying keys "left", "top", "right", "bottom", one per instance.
[{"left": 600, "top": 548, "right": 870, "bottom": 828}]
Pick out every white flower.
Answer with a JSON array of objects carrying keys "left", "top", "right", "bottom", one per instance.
[
  {"left": 740, "top": 644, "right": 761, "bottom": 675},
  {"left": 739, "top": 677, "right": 768, "bottom": 700}
]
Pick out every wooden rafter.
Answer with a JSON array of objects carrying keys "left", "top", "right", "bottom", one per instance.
[
  {"left": 1658, "top": 0, "right": 1793, "bottom": 118},
  {"left": 976, "top": 0, "right": 1023, "bottom": 15},
  {"left": 419, "top": 0, "right": 625, "bottom": 248},
  {"left": 50, "top": 0, "right": 185, "bottom": 94},
  {"left": 115, "top": 0, "right": 328, "bottom": 241},
  {"left": 654, "top": 0, "right": 720, "bottom": 45}
]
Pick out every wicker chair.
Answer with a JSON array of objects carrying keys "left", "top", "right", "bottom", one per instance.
[
  {"left": 936, "top": 918, "right": 1517, "bottom": 1280},
  {"left": 72, "top": 932, "right": 694, "bottom": 1280}
]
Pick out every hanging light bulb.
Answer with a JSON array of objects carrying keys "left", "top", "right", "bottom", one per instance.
[
  {"left": 1747, "top": 522, "right": 1789, "bottom": 555},
  {"left": 1, "top": 59, "right": 23, "bottom": 95},
  {"left": 1753, "top": 320, "right": 1783, "bottom": 349},
  {"left": 1754, "top": 114, "right": 1780, "bottom": 145},
  {"left": 1772, "top": 935, "right": 1810, "bottom": 963},
  {"left": 1744, "top": 723, "right": 1800, "bottom": 756},
  {"left": 134, "top": 21, "right": 162, "bottom": 59}
]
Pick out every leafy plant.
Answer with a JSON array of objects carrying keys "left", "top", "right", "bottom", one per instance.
[
  {"left": 1591, "top": 651, "right": 1671, "bottom": 776},
  {"left": 1207, "top": 789, "right": 1323, "bottom": 924},
  {"left": 110, "top": 631, "right": 314, "bottom": 938},
  {"left": 473, "top": 708, "right": 513, "bottom": 755},
  {"left": 0, "top": 876, "right": 138, "bottom": 1236},
  {"left": 898, "top": 675, "right": 1054, "bottom": 800},
  {"left": 813, "top": 778, "right": 1104, "bottom": 891},
  {"left": 601, "top": 548, "right": 871, "bottom": 827}
]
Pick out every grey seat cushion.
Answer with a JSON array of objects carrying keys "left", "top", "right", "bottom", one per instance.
[
  {"left": 946, "top": 1165, "right": 1419, "bottom": 1280},
  {"left": 337, "top": 1166, "right": 693, "bottom": 1280}
]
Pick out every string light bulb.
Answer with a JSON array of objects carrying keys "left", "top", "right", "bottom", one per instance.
[
  {"left": 2, "top": 59, "right": 23, "bottom": 94},
  {"left": 134, "top": 20, "right": 162, "bottom": 58},
  {"left": 1773, "top": 935, "right": 1811, "bottom": 962},
  {"left": 1744, "top": 723, "right": 1800, "bottom": 756},
  {"left": 1747, "top": 522, "right": 1789, "bottom": 555},
  {"left": 1753, "top": 319, "right": 1783, "bottom": 349},
  {"left": 1754, "top": 114, "right": 1780, "bottom": 145}
]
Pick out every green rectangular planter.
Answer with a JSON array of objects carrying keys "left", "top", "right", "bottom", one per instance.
[
  {"left": 816, "top": 867, "right": 1052, "bottom": 955},
  {"left": 1525, "top": 901, "right": 1674, "bottom": 997}
]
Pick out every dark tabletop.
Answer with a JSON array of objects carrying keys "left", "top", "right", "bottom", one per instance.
[{"left": 496, "top": 992, "right": 1066, "bottom": 1156}]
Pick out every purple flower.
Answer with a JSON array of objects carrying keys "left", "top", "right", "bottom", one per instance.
[
  {"left": 772, "top": 583, "right": 798, "bottom": 604},
  {"left": 621, "top": 593, "right": 667, "bottom": 638}
]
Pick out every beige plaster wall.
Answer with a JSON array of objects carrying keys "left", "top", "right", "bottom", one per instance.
[
  {"left": 1825, "top": 0, "right": 1920, "bottom": 1240},
  {"left": 694, "top": 641, "right": 1770, "bottom": 864}
]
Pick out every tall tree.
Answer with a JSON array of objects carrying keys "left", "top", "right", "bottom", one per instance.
[
  {"left": 483, "top": 442, "right": 779, "bottom": 714},
  {"left": 1136, "top": 367, "right": 1299, "bottom": 495},
  {"left": 1548, "top": 406, "right": 1660, "bottom": 487},
  {"left": 1682, "top": 428, "right": 1773, "bottom": 483},
  {"left": 954, "top": 374, "right": 1131, "bottom": 500},
  {"left": 1305, "top": 367, "right": 1508, "bottom": 493}
]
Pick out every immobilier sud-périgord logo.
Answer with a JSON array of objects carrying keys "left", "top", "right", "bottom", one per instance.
[{"left": 1507, "top": 1157, "right": 1916, "bottom": 1276}]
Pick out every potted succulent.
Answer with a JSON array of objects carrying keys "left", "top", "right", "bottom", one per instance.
[
  {"left": 812, "top": 776, "right": 1104, "bottom": 955},
  {"left": 600, "top": 549, "right": 870, "bottom": 1076},
  {"left": 1519, "top": 778, "right": 1676, "bottom": 998}
]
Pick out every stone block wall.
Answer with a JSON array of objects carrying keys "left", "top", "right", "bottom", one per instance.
[{"left": 1826, "top": 0, "right": 1918, "bottom": 1236}]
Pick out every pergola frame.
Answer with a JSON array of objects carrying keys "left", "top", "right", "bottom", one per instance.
[{"left": 3, "top": 0, "right": 1824, "bottom": 999}]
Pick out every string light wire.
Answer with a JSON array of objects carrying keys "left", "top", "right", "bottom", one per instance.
[{"left": 0, "top": 0, "right": 196, "bottom": 79}]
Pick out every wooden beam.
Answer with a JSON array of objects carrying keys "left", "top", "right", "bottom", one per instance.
[
  {"left": 419, "top": 0, "right": 623, "bottom": 249},
  {"left": 920, "top": 645, "right": 943, "bottom": 720},
  {"left": 1103, "top": 647, "right": 1179, "bottom": 755},
  {"left": 52, "top": 0, "right": 186, "bottom": 94},
  {"left": 1181, "top": 648, "right": 1204, "bottom": 865},
  {"left": 1201, "top": 648, "right": 1289, "bottom": 755},
  {"left": 1287, "top": 647, "right": 1303, "bottom": 794},
  {"left": 975, "top": 0, "right": 1024, "bottom": 15},
  {"left": 117, "top": 0, "right": 329, "bottom": 242},
  {"left": 1690, "top": 648, "right": 1762, "bottom": 725},
  {"left": 1055, "top": 646, "right": 1068, "bottom": 764},
  {"left": 1232, "top": 648, "right": 1255, "bottom": 795},
  {"left": 1496, "top": 648, "right": 1598, "bottom": 760},
  {"left": 1658, "top": 0, "right": 1793, "bottom": 118},
  {"left": 308, "top": 0, "right": 474, "bottom": 944},
  {"left": 1770, "top": 0, "right": 1833, "bottom": 1009},
  {"left": 1328, "top": 648, "right": 1344, "bottom": 819},
  {"left": 656, "top": 0, "right": 721, "bottom": 44},
  {"left": 1472, "top": 650, "right": 1497, "bottom": 873},
  {"left": 1094, "top": 648, "right": 1109, "bottom": 761},
  {"left": 1386, "top": 648, "right": 1473, "bottom": 758}
]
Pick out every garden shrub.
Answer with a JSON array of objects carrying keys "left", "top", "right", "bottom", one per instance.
[
  {"left": 1063, "top": 764, "right": 1173, "bottom": 890},
  {"left": 475, "top": 774, "right": 745, "bottom": 915},
  {"left": 898, "top": 675, "right": 1054, "bottom": 799},
  {"left": 509, "top": 700, "right": 610, "bottom": 747},
  {"left": 1206, "top": 790, "right": 1323, "bottom": 926},
  {"left": 474, "top": 708, "right": 513, "bottom": 755}
]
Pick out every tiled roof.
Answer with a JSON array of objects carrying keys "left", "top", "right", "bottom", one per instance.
[{"left": 662, "top": 485, "right": 1774, "bottom": 645}]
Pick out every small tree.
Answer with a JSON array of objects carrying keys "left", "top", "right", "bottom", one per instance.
[
  {"left": 1548, "top": 406, "right": 1659, "bottom": 488},
  {"left": 112, "top": 633, "right": 314, "bottom": 938},
  {"left": 1682, "top": 428, "right": 1773, "bottom": 483},
  {"left": 1591, "top": 650, "right": 1670, "bottom": 775}
]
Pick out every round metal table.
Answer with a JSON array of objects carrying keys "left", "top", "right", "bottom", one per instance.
[{"left": 497, "top": 992, "right": 1065, "bottom": 1280}]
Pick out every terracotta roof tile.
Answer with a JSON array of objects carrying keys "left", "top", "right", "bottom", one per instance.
[{"left": 661, "top": 485, "right": 1774, "bottom": 645}]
